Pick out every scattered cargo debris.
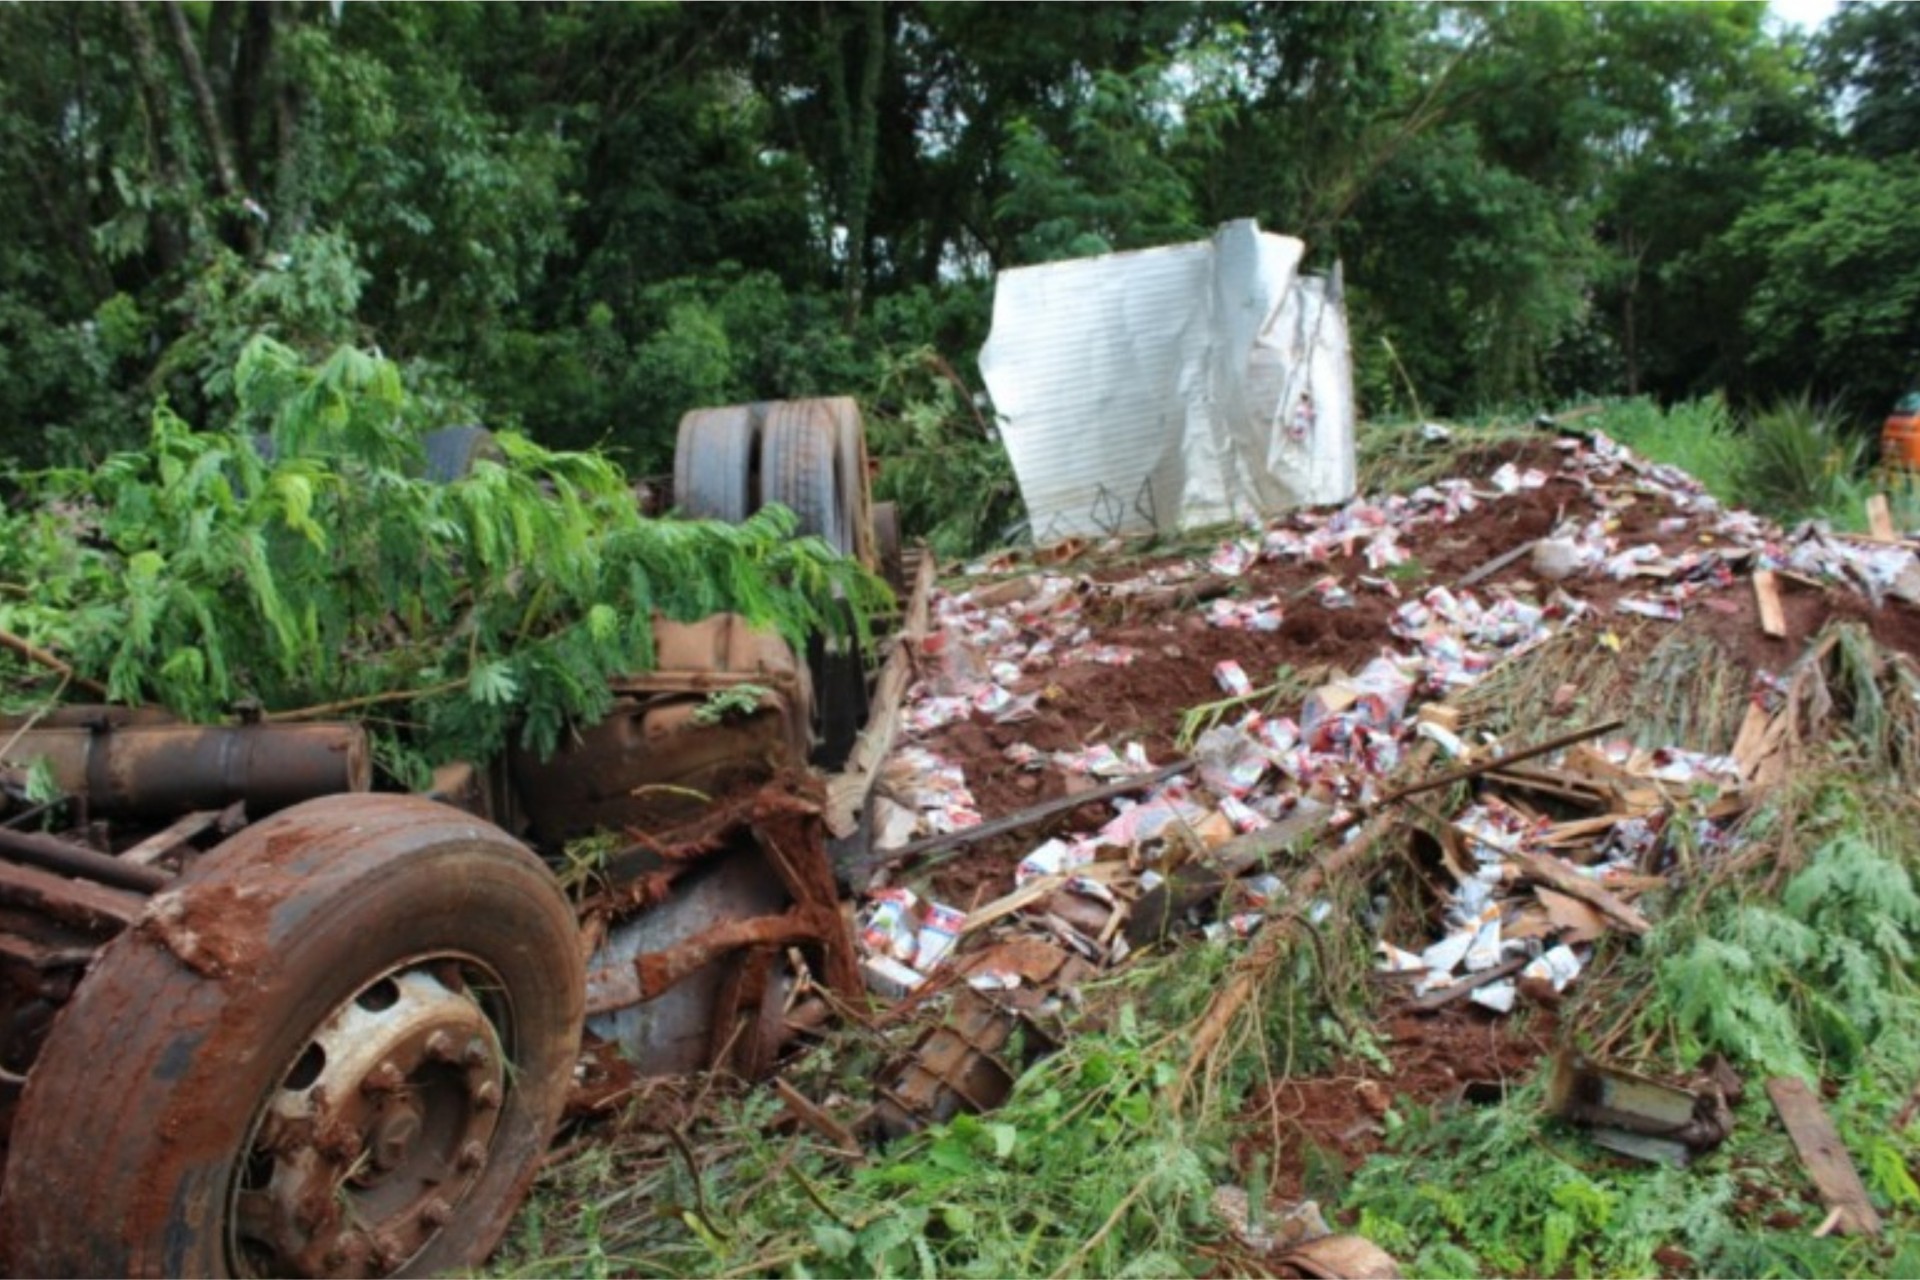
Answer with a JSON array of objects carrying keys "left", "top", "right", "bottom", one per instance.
[{"left": 1546, "top": 1052, "right": 1738, "bottom": 1167}]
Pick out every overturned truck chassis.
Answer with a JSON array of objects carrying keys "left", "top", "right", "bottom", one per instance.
[{"left": 0, "top": 604, "right": 877, "bottom": 1276}]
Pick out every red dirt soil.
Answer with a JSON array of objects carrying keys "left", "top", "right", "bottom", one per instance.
[
  {"left": 914, "top": 437, "right": 1920, "bottom": 910},
  {"left": 1235, "top": 1000, "right": 1558, "bottom": 1204}
]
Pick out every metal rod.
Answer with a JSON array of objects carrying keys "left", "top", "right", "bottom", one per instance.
[
  {"left": 0, "top": 825, "right": 170, "bottom": 894},
  {"left": 1366, "top": 718, "right": 1626, "bottom": 812}
]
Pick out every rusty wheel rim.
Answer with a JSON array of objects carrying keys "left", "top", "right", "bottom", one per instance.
[{"left": 227, "top": 957, "right": 515, "bottom": 1277}]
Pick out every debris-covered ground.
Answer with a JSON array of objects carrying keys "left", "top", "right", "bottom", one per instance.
[{"left": 502, "top": 415, "right": 1920, "bottom": 1279}]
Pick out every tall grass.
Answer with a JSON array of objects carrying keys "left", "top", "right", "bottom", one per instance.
[
  {"left": 1590, "top": 396, "right": 1744, "bottom": 505},
  {"left": 1737, "top": 393, "right": 1869, "bottom": 527},
  {"left": 1595, "top": 393, "right": 1893, "bottom": 533}
]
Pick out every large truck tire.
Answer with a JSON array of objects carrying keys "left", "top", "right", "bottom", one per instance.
[
  {"left": 0, "top": 794, "right": 584, "bottom": 1279},
  {"left": 674, "top": 405, "right": 760, "bottom": 523},
  {"left": 759, "top": 402, "right": 871, "bottom": 766}
]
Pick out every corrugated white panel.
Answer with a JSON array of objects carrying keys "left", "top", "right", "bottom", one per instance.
[{"left": 979, "top": 220, "right": 1355, "bottom": 541}]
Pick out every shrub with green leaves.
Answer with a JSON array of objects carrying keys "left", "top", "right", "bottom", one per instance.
[
  {"left": 0, "top": 338, "right": 888, "bottom": 784},
  {"left": 1736, "top": 393, "right": 1870, "bottom": 527}
]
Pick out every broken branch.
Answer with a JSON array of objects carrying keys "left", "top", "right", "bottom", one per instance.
[{"left": 0, "top": 630, "right": 109, "bottom": 699}]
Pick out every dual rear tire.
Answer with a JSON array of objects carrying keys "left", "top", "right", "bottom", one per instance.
[{"left": 675, "top": 398, "right": 879, "bottom": 766}]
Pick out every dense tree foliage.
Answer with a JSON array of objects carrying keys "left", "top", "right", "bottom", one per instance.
[{"left": 0, "top": 2, "right": 1914, "bottom": 510}]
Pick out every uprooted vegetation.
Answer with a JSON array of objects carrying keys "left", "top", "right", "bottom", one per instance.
[
  {"left": 0, "top": 339, "right": 887, "bottom": 784},
  {"left": 500, "top": 416, "right": 1920, "bottom": 1279}
]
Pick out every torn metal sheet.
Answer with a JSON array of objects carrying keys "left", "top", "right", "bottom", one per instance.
[{"left": 979, "top": 219, "right": 1355, "bottom": 541}]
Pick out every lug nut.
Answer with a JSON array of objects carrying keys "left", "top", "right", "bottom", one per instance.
[
  {"left": 472, "top": 1080, "right": 502, "bottom": 1110},
  {"left": 420, "top": 1198, "right": 454, "bottom": 1229},
  {"left": 461, "top": 1037, "right": 491, "bottom": 1069},
  {"left": 361, "top": 1060, "right": 405, "bottom": 1096},
  {"left": 423, "top": 1031, "right": 456, "bottom": 1063},
  {"left": 332, "top": 1231, "right": 372, "bottom": 1273},
  {"left": 371, "top": 1230, "right": 408, "bottom": 1271},
  {"left": 456, "top": 1140, "right": 488, "bottom": 1171}
]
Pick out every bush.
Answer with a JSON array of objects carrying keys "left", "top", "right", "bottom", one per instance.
[{"left": 1737, "top": 393, "right": 1869, "bottom": 526}]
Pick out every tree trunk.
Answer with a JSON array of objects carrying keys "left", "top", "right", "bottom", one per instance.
[
  {"left": 823, "top": 1, "right": 885, "bottom": 328},
  {"left": 117, "top": 0, "right": 191, "bottom": 272},
  {"left": 164, "top": 0, "right": 260, "bottom": 255},
  {"left": 232, "top": 1, "right": 277, "bottom": 197}
]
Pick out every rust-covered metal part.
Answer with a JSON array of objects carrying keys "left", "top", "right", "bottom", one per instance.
[
  {"left": 235, "top": 964, "right": 514, "bottom": 1276},
  {"left": 868, "top": 988, "right": 1054, "bottom": 1140},
  {"left": 0, "top": 794, "right": 584, "bottom": 1279},
  {"left": 0, "top": 823, "right": 171, "bottom": 892},
  {"left": 1546, "top": 1050, "right": 1737, "bottom": 1166},
  {"left": 583, "top": 776, "right": 863, "bottom": 1079},
  {"left": 4, "top": 720, "right": 370, "bottom": 819},
  {"left": 864, "top": 940, "right": 1092, "bottom": 1141},
  {"left": 508, "top": 613, "right": 811, "bottom": 845}
]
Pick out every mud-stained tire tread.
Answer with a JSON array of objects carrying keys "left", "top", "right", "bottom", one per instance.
[
  {"left": 758, "top": 402, "right": 850, "bottom": 553},
  {"left": 0, "top": 795, "right": 584, "bottom": 1279}
]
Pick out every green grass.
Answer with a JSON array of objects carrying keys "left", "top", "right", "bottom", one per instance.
[
  {"left": 1590, "top": 395, "right": 1745, "bottom": 504},
  {"left": 1343, "top": 769, "right": 1920, "bottom": 1279},
  {"left": 1592, "top": 392, "right": 1915, "bottom": 534}
]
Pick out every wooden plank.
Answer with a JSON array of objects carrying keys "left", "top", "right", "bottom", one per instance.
[
  {"left": 119, "top": 810, "right": 220, "bottom": 867},
  {"left": 826, "top": 551, "right": 938, "bottom": 838},
  {"left": 1485, "top": 767, "right": 1613, "bottom": 810},
  {"left": 1534, "top": 888, "right": 1608, "bottom": 943},
  {"left": 1730, "top": 701, "right": 1772, "bottom": 776},
  {"left": 1406, "top": 955, "right": 1528, "bottom": 1013},
  {"left": 1766, "top": 1077, "right": 1883, "bottom": 1237},
  {"left": 1506, "top": 848, "right": 1651, "bottom": 936},
  {"left": 1866, "top": 494, "right": 1896, "bottom": 543},
  {"left": 1752, "top": 569, "right": 1787, "bottom": 638},
  {"left": 1539, "top": 815, "right": 1624, "bottom": 847},
  {"left": 960, "top": 874, "right": 1067, "bottom": 936},
  {"left": 880, "top": 759, "right": 1195, "bottom": 870}
]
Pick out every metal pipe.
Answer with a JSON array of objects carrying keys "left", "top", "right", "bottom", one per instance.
[
  {"left": 2, "top": 723, "right": 371, "bottom": 820},
  {"left": 0, "top": 826, "right": 169, "bottom": 894}
]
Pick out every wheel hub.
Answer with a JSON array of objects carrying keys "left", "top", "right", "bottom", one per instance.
[{"left": 232, "top": 964, "right": 508, "bottom": 1277}]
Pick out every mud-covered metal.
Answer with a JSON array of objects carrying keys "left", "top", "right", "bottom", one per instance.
[
  {"left": 0, "top": 824, "right": 170, "bottom": 893},
  {"left": 0, "top": 794, "right": 584, "bottom": 1279},
  {"left": 584, "top": 779, "right": 862, "bottom": 1075},
  {"left": 232, "top": 963, "right": 512, "bottom": 1276},
  {"left": 508, "top": 613, "right": 811, "bottom": 845},
  {"left": 0, "top": 859, "right": 144, "bottom": 934}
]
